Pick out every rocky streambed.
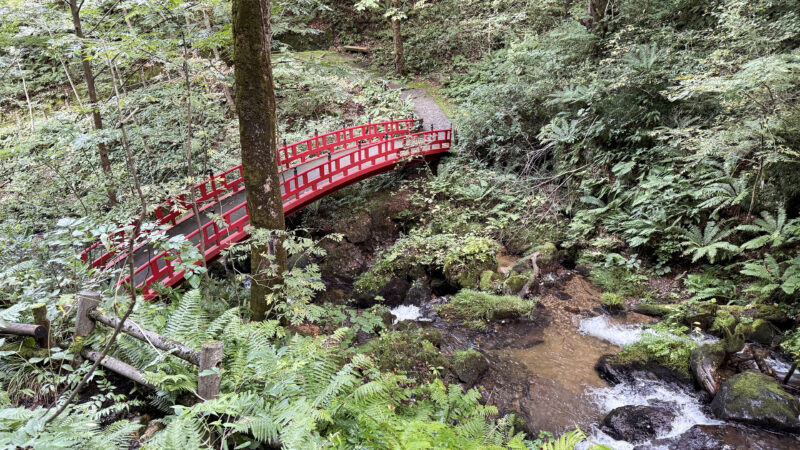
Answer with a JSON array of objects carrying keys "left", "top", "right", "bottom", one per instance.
[{"left": 383, "top": 272, "right": 800, "bottom": 449}]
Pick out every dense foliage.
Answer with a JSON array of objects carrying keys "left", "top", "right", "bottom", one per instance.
[{"left": 2, "top": 0, "right": 799, "bottom": 448}]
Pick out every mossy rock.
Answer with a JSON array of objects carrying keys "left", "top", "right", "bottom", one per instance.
[
  {"left": 513, "top": 242, "right": 559, "bottom": 273},
  {"left": 711, "top": 371, "right": 800, "bottom": 432},
  {"left": 436, "top": 289, "right": 537, "bottom": 330},
  {"left": 443, "top": 237, "right": 499, "bottom": 289},
  {"left": 479, "top": 270, "right": 502, "bottom": 292},
  {"left": 450, "top": 349, "right": 488, "bottom": 386},
  {"left": 503, "top": 274, "right": 528, "bottom": 295},
  {"left": 749, "top": 319, "right": 774, "bottom": 345},
  {"left": 683, "top": 302, "right": 718, "bottom": 329},
  {"left": 367, "top": 326, "right": 447, "bottom": 381},
  {"left": 634, "top": 302, "right": 676, "bottom": 317},
  {"left": 608, "top": 337, "right": 697, "bottom": 382},
  {"left": 711, "top": 308, "right": 738, "bottom": 335}
]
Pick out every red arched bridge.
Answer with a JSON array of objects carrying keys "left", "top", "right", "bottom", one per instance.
[{"left": 81, "top": 119, "right": 451, "bottom": 299}]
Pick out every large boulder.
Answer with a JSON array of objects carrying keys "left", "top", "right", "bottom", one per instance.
[
  {"left": 710, "top": 371, "right": 800, "bottom": 432},
  {"left": 595, "top": 354, "right": 693, "bottom": 388},
  {"left": 642, "top": 423, "right": 800, "bottom": 450},
  {"left": 450, "top": 349, "right": 488, "bottom": 387},
  {"left": 601, "top": 404, "right": 675, "bottom": 443},
  {"left": 404, "top": 279, "right": 432, "bottom": 305}
]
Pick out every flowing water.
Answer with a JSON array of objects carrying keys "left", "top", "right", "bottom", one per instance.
[{"left": 396, "top": 273, "right": 732, "bottom": 444}]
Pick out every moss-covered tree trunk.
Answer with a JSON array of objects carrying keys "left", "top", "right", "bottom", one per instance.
[
  {"left": 68, "top": 0, "right": 116, "bottom": 207},
  {"left": 232, "top": 0, "right": 287, "bottom": 321},
  {"left": 391, "top": 0, "right": 405, "bottom": 75}
]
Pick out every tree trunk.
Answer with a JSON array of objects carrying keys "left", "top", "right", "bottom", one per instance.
[
  {"left": 391, "top": 0, "right": 405, "bottom": 75},
  {"left": 587, "top": 0, "right": 609, "bottom": 33},
  {"left": 68, "top": 0, "right": 117, "bottom": 207},
  {"left": 232, "top": 0, "right": 287, "bottom": 321}
]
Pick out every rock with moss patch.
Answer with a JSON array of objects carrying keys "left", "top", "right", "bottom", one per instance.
[
  {"left": 634, "top": 302, "right": 675, "bottom": 317},
  {"left": 503, "top": 274, "right": 529, "bottom": 296},
  {"left": 479, "top": 270, "right": 502, "bottom": 292},
  {"left": 443, "top": 237, "right": 499, "bottom": 289},
  {"left": 683, "top": 302, "right": 718, "bottom": 329},
  {"left": 404, "top": 279, "right": 432, "bottom": 305},
  {"left": 602, "top": 292, "right": 625, "bottom": 314},
  {"left": 451, "top": 349, "right": 488, "bottom": 386},
  {"left": 710, "top": 371, "right": 800, "bottom": 432},
  {"left": 436, "top": 290, "right": 536, "bottom": 330},
  {"left": 367, "top": 325, "right": 447, "bottom": 381},
  {"left": 749, "top": 319, "right": 774, "bottom": 345}
]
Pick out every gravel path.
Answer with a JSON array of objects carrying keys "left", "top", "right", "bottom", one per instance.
[{"left": 389, "top": 83, "right": 452, "bottom": 131}]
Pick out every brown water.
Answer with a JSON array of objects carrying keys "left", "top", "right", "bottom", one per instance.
[{"left": 435, "top": 274, "right": 654, "bottom": 433}]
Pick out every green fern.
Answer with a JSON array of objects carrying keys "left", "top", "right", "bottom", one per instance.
[
  {"left": 737, "top": 208, "right": 798, "bottom": 250},
  {"left": 741, "top": 254, "right": 800, "bottom": 297},
  {"left": 679, "top": 221, "right": 739, "bottom": 263}
]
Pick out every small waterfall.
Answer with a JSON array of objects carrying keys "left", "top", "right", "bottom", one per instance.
[
  {"left": 577, "top": 315, "right": 645, "bottom": 347},
  {"left": 390, "top": 304, "right": 422, "bottom": 324},
  {"left": 581, "top": 379, "right": 722, "bottom": 449}
]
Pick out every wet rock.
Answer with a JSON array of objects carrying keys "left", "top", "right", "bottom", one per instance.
[
  {"left": 373, "top": 277, "right": 411, "bottom": 307},
  {"left": 451, "top": 349, "right": 488, "bottom": 387},
  {"left": 683, "top": 302, "right": 718, "bottom": 329},
  {"left": 601, "top": 404, "right": 675, "bottom": 443},
  {"left": 710, "top": 371, "right": 800, "bottom": 432},
  {"left": 321, "top": 240, "right": 365, "bottom": 281},
  {"left": 645, "top": 423, "right": 800, "bottom": 450},
  {"left": 404, "top": 279, "right": 432, "bottom": 305},
  {"left": 691, "top": 342, "right": 726, "bottom": 395},
  {"left": 595, "top": 354, "right": 693, "bottom": 387}
]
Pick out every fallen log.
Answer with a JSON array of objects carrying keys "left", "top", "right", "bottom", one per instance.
[
  {"left": 81, "top": 349, "right": 155, "bottom": 389},
  {"left": 342, "top": 45, "right": 370, "bottom": 54},
  {"left": 88, "top": 309, "right": 200, "bottom": 366},
  {"left": 0, "top": 323, "right": 47, "bottom": 342},
  {"left": 691, "top": 343, "right": 726, "bottom": 395}
]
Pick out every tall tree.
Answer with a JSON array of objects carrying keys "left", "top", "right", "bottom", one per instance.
[
  {"left": 232, "top": 0, "right": 287, "bottom": 321},
  {"left": 355, "top": 1, "right": 428, "bottom": 76},
  {"left": 67, "top": 0, "right": 117, "bottom": 207}
]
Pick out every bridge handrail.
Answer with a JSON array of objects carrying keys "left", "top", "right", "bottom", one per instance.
[
  {"left": 81, "top": 118, "right": 416, "bottom": 268},
  {"left": 82, "top": 125, "right": 451, "bottom": 300}
]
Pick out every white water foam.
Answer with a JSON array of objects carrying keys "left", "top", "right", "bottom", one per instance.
[
  {"left": 579, "top": 379, "right": 722, "bottom": 449},
  {"left": 577, "top": 315, "right": 644, "bottom": 347},
  {"left": 390, "top": 304, "right": 422, "bottom": 324}
]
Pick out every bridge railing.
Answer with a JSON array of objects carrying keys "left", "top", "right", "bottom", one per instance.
[
  {"left": 82, "top": 123, "right": 451, "bottom": 300},
  {"left": 81, "top": 118, "right": 416, "bottom": 269}
]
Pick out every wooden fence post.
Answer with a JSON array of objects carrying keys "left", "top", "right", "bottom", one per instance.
[
  {"left": 198, "top": 341, "right": 223, "bottom": 400},
  {"left": 74, "top": 291, "right": 101, "bottom": 338},
  {"left": 31, "top": 303, "right": 50, "bottom": 348}
]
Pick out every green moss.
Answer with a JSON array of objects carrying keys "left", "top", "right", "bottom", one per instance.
[
  {"left": 503, "top": 274, "right": 528, "bottom": 294},
  {"left": 479, "top": 270, "right": 501, "bottom": 292},
  {"left": 530, "top": 242, "right": 558, "bottom": 267},
  {"left": 436, "top": 289, "right": 537, "bottom": 330},
  {"left": 366, "top": 325, "right": 447, "bottom": 381},
  {"left": 634, "top": 302, "right": 676, "bottom": 317},
  {"left": 750, "top": 318, "right": 774, "bottom": 345},
  {"left": 611, "top": 331, "right": 698, "bottom": 379},
  {"left": 722, "top": 371, "right": 799, "bottom": 417},
  {"left": 450, "top": 348, "right": 488, "bottom": 385},
  {"left": 443, "top": 237, "right": 499, "bottom": 288}
]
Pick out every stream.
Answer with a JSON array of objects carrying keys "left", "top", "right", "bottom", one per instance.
[{"left": 389, "top": 272, "right": 800, "bottom": 449}]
